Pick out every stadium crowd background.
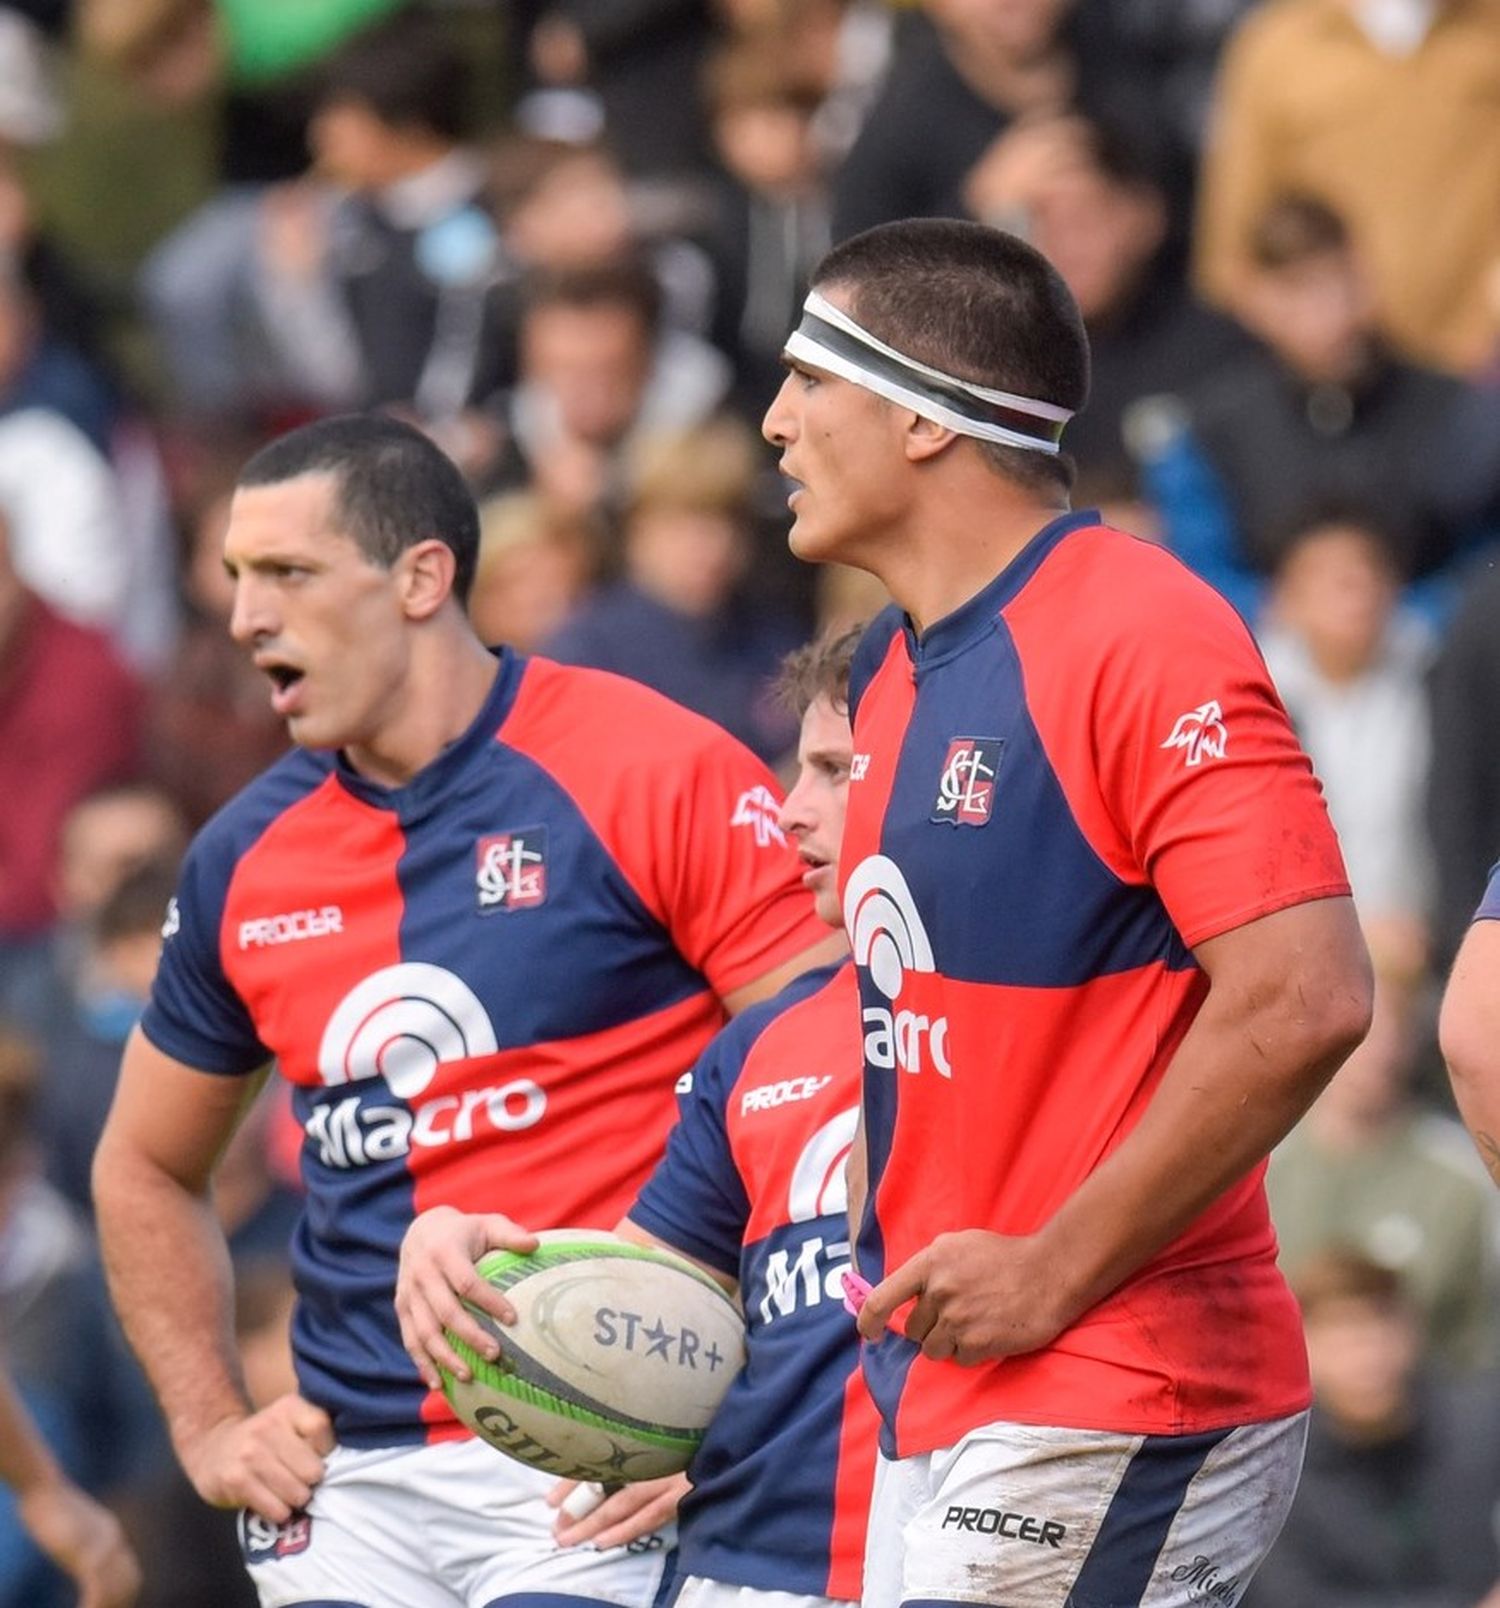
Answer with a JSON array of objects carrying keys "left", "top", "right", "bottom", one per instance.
[{"left": 1, "top": 0, "right": 1499, "bottom": 1602}]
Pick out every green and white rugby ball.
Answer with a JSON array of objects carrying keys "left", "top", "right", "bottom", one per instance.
[{"left": 442, "top": 1229, "right": 746, "bottom": 1483}]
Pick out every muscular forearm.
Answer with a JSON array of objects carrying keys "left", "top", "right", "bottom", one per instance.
[
  {"left": 1040, "top": 958, "right": 1367, "bottom": 1320},
  {"left": 94, "top": 1144, "right": 251, "bottom": 1461}
]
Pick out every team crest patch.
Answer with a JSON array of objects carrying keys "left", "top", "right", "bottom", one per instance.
[
  {"left": 932, "top": 738, "right": 1003, "bottom": 826},
  {"left": 476, "top": 827, "right": 548, "bottom": 912},
  {"left": 241, "top": 1511, "right": 313, "bottom": 1563}
]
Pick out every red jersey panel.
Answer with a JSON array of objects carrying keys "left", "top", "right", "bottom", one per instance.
[{"left": 841, "top": 513, "right": 1349, "bottom": 1456}]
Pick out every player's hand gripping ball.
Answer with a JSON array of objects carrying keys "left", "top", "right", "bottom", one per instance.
[{"left": 441, "top": 1230, "right": 747, "bottom": 1483}]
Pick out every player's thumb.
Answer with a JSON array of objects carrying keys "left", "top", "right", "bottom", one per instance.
[
  {"left": 479, "top": 1214, "right": 540, "bottom": 1254},
  {"left": 293, "top": 1397, "right": 336, "bottom": 1453}
]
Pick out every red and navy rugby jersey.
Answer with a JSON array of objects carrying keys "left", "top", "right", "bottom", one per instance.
[
  {"left": 141, "top": 651, "right": 826, "bottom": 1447},
  {"left": 842, "top": 512, "right": 1351, "bottom": 1459},
  {"left": 630, "top": 962, "right": 877, "bottom": 1601}
]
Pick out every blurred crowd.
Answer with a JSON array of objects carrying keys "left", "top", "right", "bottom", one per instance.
[{"left": 1, "top": 1, "right": 1499, "bottom": 1603}]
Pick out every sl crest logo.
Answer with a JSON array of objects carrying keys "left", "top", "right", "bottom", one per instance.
[
  {"left": 477, "top": 827, "right": 548, "bottom": 912},
  {"left": 932, "top": 737, "right": 1002, "bottom": 827},
  {"left": 1161, "top": 701, "right": 1228, "bottom": 768}
]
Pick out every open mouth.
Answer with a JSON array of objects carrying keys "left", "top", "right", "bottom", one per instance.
[{"left": 266, "top": 665, "right": 302, "bottom": 693}]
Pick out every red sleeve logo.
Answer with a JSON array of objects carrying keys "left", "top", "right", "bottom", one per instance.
[{"left": 1160, "top": 701, "right": 1228, "bottom": 768}]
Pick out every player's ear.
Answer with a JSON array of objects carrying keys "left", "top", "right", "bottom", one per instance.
[
  {"left": 905, "top": 412, "right": 959, "bottom": 464},
  {"left": 398, "top": 538, "right": 458, "bottom": 620}
]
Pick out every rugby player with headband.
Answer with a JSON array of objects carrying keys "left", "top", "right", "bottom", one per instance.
[{"left": 764, "top": 219, "right": 1371, "bottom": 1608}]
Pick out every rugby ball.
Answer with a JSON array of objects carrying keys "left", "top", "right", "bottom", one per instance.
[{"left": 441, "top": 1229, "right": 746, "bottom": 1483}]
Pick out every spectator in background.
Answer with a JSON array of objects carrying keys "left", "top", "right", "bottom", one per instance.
[
  {"left": 1259, "top": 511, "right": 1434, "bottom": 968},
  {"left": 1195, "top": 0, "right": 1500, "bottom": 377},
  {"left": 830, "top": 0, "right": 1142, "bottom": 243},
  {"left": 702, "top": 33, "right": 831, "bottom": 414},
  {"left": 544, "top": 415, "right": 800, "bottom": 761},
  {"left": 0, "top": 1352, "right": 140, "bottom": 1608},
  {"left": 1427, "top": 561, "right": 1500, "bottom": 965},
  {"left": 1267, "top": 959, "right": 1496, "bottom": 1376},
  {"left": 145, "top": 450, "right": 287, "bottom": 827},
  {"left": 1149, "top": 196, "right": 1474, "bottom": 623},
  {"left": 468, "top": 491, "right": 596, "bottom": 654},
  {"left": 142, "top": 10, "right": 506, "bottom": 427},
  {"left": 0, "top": 510, "right": 142, "bottom": 1011},
  {"left": 0, "top": 1025, "right": 161, "bottom": 1608},
  {"left": 30, "top": 858, "right": 182, "bottom": 1219},
  {"left": 1243, "top": 1251, "right": 1500, "bottom": 1608},
  {"left": 522, "top": 0, "right": 716, "bottom": 181},
  {"left": 962, "top": 110, "right": 1246, "bottom": 496},
  {"left": 484, "top": 257, "right": 730, "bottom": 518},
  {"left": 8, "top": 781, "right": 185, "bottom": 1033}
]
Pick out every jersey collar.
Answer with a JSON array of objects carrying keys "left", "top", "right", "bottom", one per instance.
[
  {"left": 904, "top": 508, "right": 1100, "bottom": 668},
  {"left": 333, "top": 647, "right": 524, "bottom": 820}
]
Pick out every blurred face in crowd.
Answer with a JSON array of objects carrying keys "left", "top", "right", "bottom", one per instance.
[
  {"left": 967, "top": 145, "right": 1165, "bottom": 324},
  {"left": 507, "top": 153, "right": 634, "bottom": 270},
  {"left": 715, "top": 103, "right": 818, "bottom": 195},
  {"left": 926, "top": 0, "right": 1075, "bottom": 61},
  {"left": 521, "top": 302, "right": 654, "bottom": 446},
  {"left": 1244, "top": 247, "right": 1376, "bottom": 385},
  {"left": 224, "top": 473, "right": 430, "bottom": 753},
  {"left": 57, "top": 793, "right": 186, "bottom": 924},
  {"left": 311, "top": 96, "right": 442, "bottom": 191},
  {"left": 1304, "top": 1294, "right": 1419, "bottom": 1438},
  {"left": 778, "top": 694, "right": 854, "bottom": 926},
  {"left": 762, "top": 299, "right": 922, "bottom": 569},
  {"left": 1273, "top": 522, "right": 1397, "bottom": 682},
  {"left": 468, "top": 532, "right": 590, "bottom": 653},
  {"left": 626, "top": 507, "right": 747, "bottom": 618}
]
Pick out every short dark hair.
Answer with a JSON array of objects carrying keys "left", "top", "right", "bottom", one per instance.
[
  {"left": 239, "top": 414, "right": 481, "bottom": 604},
  {"left": 812, "top": 219, "right": 1090, "bottom": 497},
  {"left": 776, "top": 625, "right": 863, "bottom": 719},
  {"left": 521, "top": 258, "right": 663, "bottom": 339},
  {"left": 1249, "top": 194, "right": 1351, "bottom": 271},
  {"left": 1293, "top": 1247, "right": 1407, "bottom": 1323},
  {"left": 315, "top": 11, "right": 471, "bottom": 142}
]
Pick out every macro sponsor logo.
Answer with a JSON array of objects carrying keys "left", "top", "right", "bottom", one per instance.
[
  {"left": 849, "top": 753, "right": 871, "bottom": 782},
  {"left": 740, "top": 1075, "right": 831, "bottom": 1114},
  {"left": 1161, "top": 699, "right": 1228, "bottom": 768},
  {"left": 932, "top": 737, "right": 1002, "bottom": 827},
  {"left": 239, "top": 905, "right": 344, "bottom": 949},
  {"left": 304, "top": 1081, "right": 547, "bottom": 1169},
  {"left": 939, "top": 1506, "right": 1066, "bottom": 1547},
  {"left": 756, "top": 1106, "right": 859, "bottom": 1324},
  {"left": 843, "top": 855, "right": 951, "bottom": 1078},
  {"left": 307, "top": 963, "right": 543, "bottom": 1168},
  {"left": 161, "top": 897, "right": 181, "bottom": 940},
  {"left": 731, "top": 785, "right": 787, "bottom": 848}
]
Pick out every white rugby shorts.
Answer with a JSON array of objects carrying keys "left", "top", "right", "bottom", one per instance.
[
  {"left": 240, "top": 1437, "right": 676, "bottom": 1608},
  {"left": 863, "top": 1412, "right": 1308, "bottom": 1608},
  {"left": 671, "top": 1577, "right": 846, "bottom": 1608}
]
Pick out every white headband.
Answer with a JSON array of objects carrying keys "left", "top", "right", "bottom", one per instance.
[{"left": 782, "top": 290, "right": 1073, "bottom": 455}]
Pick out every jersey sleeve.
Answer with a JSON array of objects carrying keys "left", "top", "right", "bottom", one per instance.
[
  {"left": 628, "top": 1020, "right": 754, "bottom": 1276},
  {"left": 1090, "top": 567, "right": 1350, "bottom": 947},
  {"left": 642, "top": 723, "right": 826, "bottom": 1000},
  {"left": 140, "top": 832, "right": 271, "bottom": 1075},
  {"left": 1477, "top": 864, "right": 1500, "bottom": 922}
]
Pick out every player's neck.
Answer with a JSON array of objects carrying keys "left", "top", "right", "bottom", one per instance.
[
  {"left": 342, "top": 628, "right": 500, "bottom": 789},
  {"left": 885, "top": 487, "right": 1070, "bottom": 637}
]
